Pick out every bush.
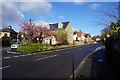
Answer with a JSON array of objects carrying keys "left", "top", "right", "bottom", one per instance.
[
  {"left": 9, "top": 40, "right": 16, "bottom": 44},
  {"left": 84, "top": 41, "right": 88, "bottom": 43},
  {"left": 17, "top": 43, "right": 53, "bottom": 52}
]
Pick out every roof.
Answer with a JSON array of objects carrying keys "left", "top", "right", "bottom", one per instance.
[
  {"left": 73, "top": 31, "right": 78, "bottom": 35},
  {"left": 77, "top": 32, "right": 83, "bottom": 37},
  {"left": 0, "top": 27, "right": 17, "bottom": 34},
  {"left": 44, "top": 36, "right": 55, "bottom": 39},
  {"left": 85, "top": 34, "right": 91, "bottom": 38},
  {"left": 49, "top": 21, "right": 70, "bottom": 29},
  {"left": 0, "top": 28, "right": 10, "bottom": 32}
]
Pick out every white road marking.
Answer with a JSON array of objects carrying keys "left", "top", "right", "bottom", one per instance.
[
  {"left": 0, "top": 66, "right": 10, "bottom": 70},
  {"left": 26, "top": 54, "right": 32, "bottom": 56},
  {"left": 55, "top": 50, "right": 59, "bottom": 51},
  {"left": 13, "top": 56, "right": 19, "bottom": 58},
  {"left": 53, "top": 54, "right": 58, "bottom": 57},
  {"left": 46, "top": 51, "right": 52, "bottom": 53},
  {"left": 66, "top": 48, "right": 71, "bottom": 49},
  {"left": 34, "top": 58, "right": 45, "bottom": 61},
  {"left": 33, "top": 53, "right": 37, "bottom": 55},
  {"left": 20, "top": 55, "right": 26, "bottom": 57},
  {"left": 3, "top": 57, "right": 12, "bottom": 59},
  {"left": 44, "top": 57, "right": 48, "bottom": 58},
  {"left": 34, "top": 54, "right": 58, "bottom": 61}
]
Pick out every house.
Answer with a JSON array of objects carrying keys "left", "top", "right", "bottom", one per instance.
[
  {"left": 42, "top": 36, "right": 56, "bottom": 45},
  {"left": 77, "top": 30, "right": 85, "bottom": 42},
  {"left": 73, "top": 31, "right": 78, "bottom": 41},
  {"left": 96, "top": 38, "right": 100, "bottom": 42},
  {"left": 85, "top": 34, "right": 92, "bottom": 42},
  {"left": 73, "top": 30, "right": 85, "bottom": 45},
  {"left": 49, "top": 21, "right": 73, "bottom": 45},
  {"left": 0, "top": 26, "right": 18, "bottom": 41}
]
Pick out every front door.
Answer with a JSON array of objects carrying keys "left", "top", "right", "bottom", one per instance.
[{"left": 50, "top": 39, "right": 52, "bottom": 45}]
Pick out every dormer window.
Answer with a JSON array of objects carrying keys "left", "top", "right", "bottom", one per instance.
[{"left": 58, "top": 22, "right": 63, "bottom": 28}]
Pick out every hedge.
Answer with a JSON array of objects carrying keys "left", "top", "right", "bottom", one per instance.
[{"left": 17, "top": 43, "right": 53, "bottom": 52}]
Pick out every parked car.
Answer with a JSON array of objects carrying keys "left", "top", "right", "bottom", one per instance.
[
  {"left": 94, "top": 42, "right": 97, "bottom": 44},
  {"left": 11, "top": 41, "right": 21, "bottom": 50}
]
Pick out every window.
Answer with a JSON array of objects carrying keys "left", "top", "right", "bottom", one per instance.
[
  {"left": 44, "top": 39, "right": 47, "bottom": 44},
  {"left": 70, "top": 33, "right": 72, "bottom": 36},
  {"left": 53, "top": 39, "right": 54, "bottom": 42}
]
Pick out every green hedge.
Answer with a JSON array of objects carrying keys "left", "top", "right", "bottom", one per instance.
[
  {"left": 17, "top": 43, "right": 53, "bottom": 52},
  {"left": 84, "top": 41, "right": 88, "bottom": 43},
  {"left": 9, "top": 40, "right": 16, "bottom": 44}
]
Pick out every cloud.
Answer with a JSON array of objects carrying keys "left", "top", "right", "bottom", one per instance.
[
  {"left": 34, "top": 21, "right": 46, "bottom": 26},
  {"left": 34, "top": 21, "right": 50, "bottom": 27},
  {"left": 1, "top": 0, "right": 53, "bottom": 28},
  {"left": 73, "top": 0, "right": 85, "bottom": 5},
  {"left": 72, "top": 27, "right": 79, "bottom": 31},
  {"left": 19, "top": 1, "right": 52, "bottom": 15},
  {"left": 58, "top": 16, "right": 64, "bottom": 19},
  {"left": 89, "top": 3, "right": 101, "bottom": 10},
  {"left": 1, "top": 2, "right": 24, "bottom": 28}
]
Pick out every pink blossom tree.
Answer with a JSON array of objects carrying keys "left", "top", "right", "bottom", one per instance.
[{"left": 19, "top": 18, "right": 55, "bottom": 43}]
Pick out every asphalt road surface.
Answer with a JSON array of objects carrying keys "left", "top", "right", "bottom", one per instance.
[{"left": 2, "top": 43, "right": 101, "bottom": 79}]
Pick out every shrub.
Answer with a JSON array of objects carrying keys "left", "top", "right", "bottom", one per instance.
[
  {"left": 17, "top": 43, "right": 53, "bottom": 52},
  {"left": 9, "top": 40, "right": 16, "bottom": 44},
  {"left": 84, "top": 41, "right": 88, "bottom": 43}
]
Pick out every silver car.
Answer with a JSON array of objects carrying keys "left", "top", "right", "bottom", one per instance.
[{"left": 11, "top": 41, "right": 21, "bottom": 50}]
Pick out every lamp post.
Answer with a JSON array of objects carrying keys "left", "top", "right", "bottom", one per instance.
[{"left": 106, "top": 34, "right": 110, "bottom": 38}]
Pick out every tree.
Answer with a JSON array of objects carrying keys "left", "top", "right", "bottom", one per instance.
[
  {"left": 92, "top": 35, "right": 100, "bottom": 41},
  {"left": 109, "top": 21, "right": 120, "bottom": 37},
  {"left": 19, "top": 18, "right": 54, "bottom": 43},
  {"left": 101, "top": 27, "right": 109, "bottom": 36},
  {"left": 97, "top": 2, "right": 119, "bottom": 27},
  {"left": 100, "top": 27, "right": 109, "bottom": 42},
  {"left": 55, "top": 28, "right": 68, "bottom": 45}
]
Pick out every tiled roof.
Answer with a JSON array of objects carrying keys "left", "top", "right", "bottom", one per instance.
[
  {"left": 85, "top": 34, "right": 91, "bottom": 38},
  {"left": 73, "top": 31, "right": 78, "bottom": 35},
  {"left": 49, "top": 21, "right": 70, "bottom": 29},
  {"left": 0, "top": 27, "right": 17, "bottom": 34},
  {"left": 0, "top": 28, "right": 9, "bottom": 32},
  {"left": 77, "top": 32, "right": 82, "bottom": 37}
]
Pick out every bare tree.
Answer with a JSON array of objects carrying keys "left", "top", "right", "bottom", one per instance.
[
  {"left": 101, "top": 27, "right": 109, "bottom": 36},
  {"left": 97, "top": 2, "right": 119, "bottom": 27}
]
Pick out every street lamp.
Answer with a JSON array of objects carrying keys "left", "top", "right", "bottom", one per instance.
[
  {"left": 21, "top": 35, "right": 24, "bottom": 39},
  {"left": 106, "top": 34, "right": 110, "bottom": 38}
]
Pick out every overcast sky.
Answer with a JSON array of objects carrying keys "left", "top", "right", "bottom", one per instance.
[{"left": 1, "top": 0, "right": 119, "bottom": 37}]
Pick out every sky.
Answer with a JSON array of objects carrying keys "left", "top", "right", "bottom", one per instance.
[{"left": 1, "top": 0, "right": 119, "bottom": 37}]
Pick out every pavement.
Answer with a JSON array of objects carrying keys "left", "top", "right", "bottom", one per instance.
[{"left": 76, "top": 45, "right": 117, "bottom": 80}]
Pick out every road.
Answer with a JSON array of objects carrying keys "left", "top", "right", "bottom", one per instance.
[{"left": 2, "top": 43, "right": 101, "bottom": 79}]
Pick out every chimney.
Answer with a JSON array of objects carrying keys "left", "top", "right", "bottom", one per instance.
[{"left": 8, "top": 26, "right": 12, "bottom": 29}]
